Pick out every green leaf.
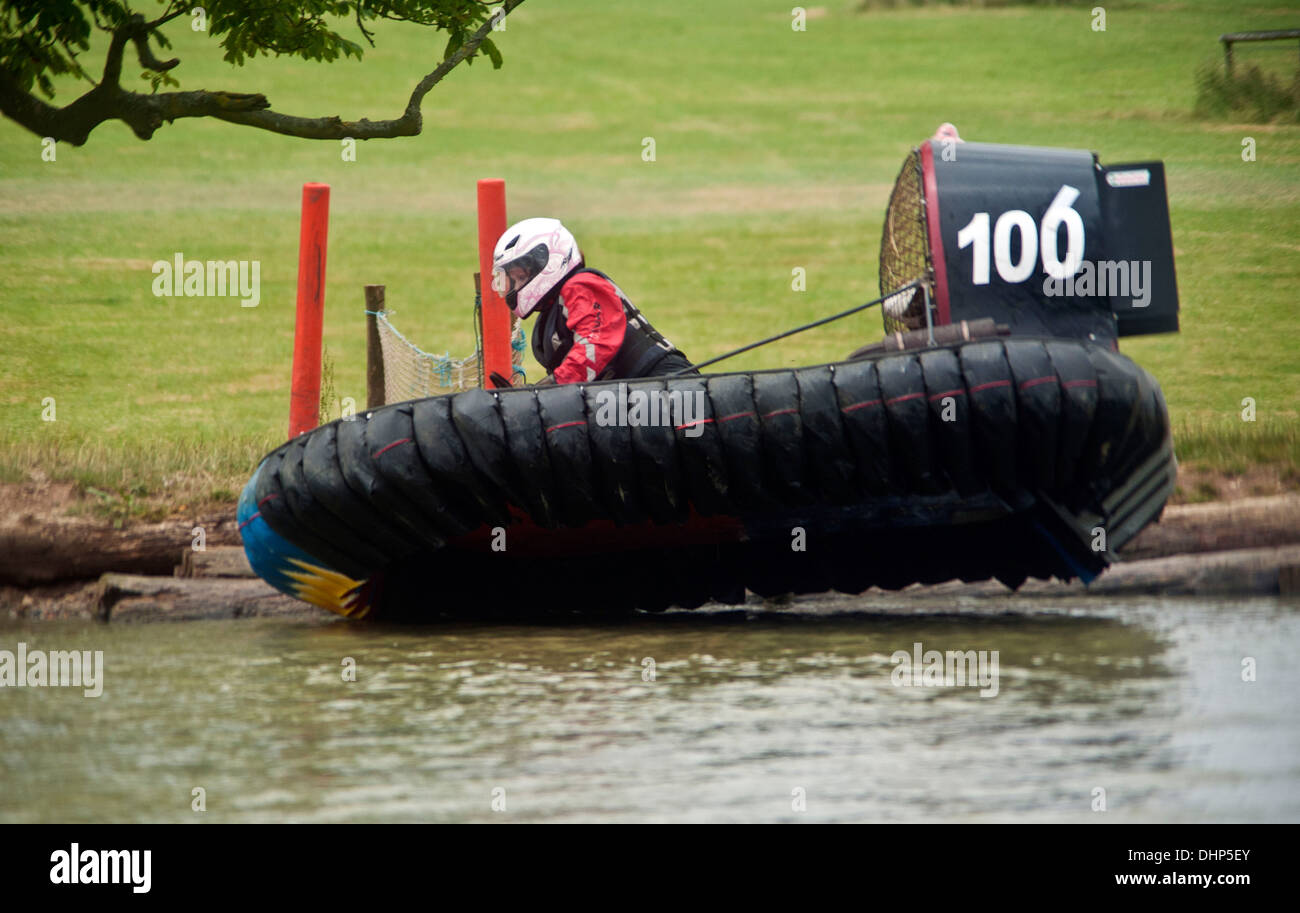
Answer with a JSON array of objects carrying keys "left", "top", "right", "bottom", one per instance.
[{"left": 481, "top": 36, "right": 502, "bottom": 69}]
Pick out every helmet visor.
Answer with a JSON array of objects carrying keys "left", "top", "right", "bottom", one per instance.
[{"left": 491, "top": 243, "right": 550, "bottom": 298}]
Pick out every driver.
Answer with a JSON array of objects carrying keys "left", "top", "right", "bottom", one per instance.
[{"left": 491, "top": 217, "right": 696, "bottom": 385}]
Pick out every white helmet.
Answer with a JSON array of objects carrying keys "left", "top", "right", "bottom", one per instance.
[
  {"left": 490, "top": 217, "right": 581, "bottom": 318},
  {"left": 931, "top": 122, "right": 963, "bottom": 143}
]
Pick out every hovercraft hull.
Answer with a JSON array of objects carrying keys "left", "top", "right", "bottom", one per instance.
[{"left": 238, "top": 336, "right": 1175, "bottom": 619}]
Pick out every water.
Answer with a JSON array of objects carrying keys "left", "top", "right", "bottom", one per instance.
[{"left": 2, "top": 592, "right": 1297, "bottom": 823}]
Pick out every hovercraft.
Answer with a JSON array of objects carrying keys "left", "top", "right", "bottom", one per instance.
[{"left": 239, "top": 140, "right": 1182, "bottom": 620}]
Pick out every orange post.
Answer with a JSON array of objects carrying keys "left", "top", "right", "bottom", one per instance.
[
  {"left": 477, "top": 178, "right": 512, "bottom": 386},
  {"left": 288, "top": 182, "right": 330, "bottom": 438}
]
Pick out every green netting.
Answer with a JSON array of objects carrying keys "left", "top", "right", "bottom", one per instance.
[{"left": 373, "top": 309, "right": 527, "bottom": 403}]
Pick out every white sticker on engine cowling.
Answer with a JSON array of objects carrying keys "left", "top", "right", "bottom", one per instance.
[{"left": 1106, "top": 169, "right": 1151, "bottom": 188}]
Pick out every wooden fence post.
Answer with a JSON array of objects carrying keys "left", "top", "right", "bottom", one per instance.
[{"left": 365, "top": 285, "right": 386, "bottom": 409}]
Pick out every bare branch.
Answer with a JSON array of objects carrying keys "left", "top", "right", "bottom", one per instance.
[
  {"left": 144, "top": 4, "right": 188, "bottom": 31},
  {"left": 132, "top": 30, "right": 180, "bottom": 72},
  {"left": 0, "top": 66, "right": 270, "bottom": 144},
  {"left": 356, "top": 5, "right": 377, "bottom": 48},
  {"left": 100, "top": 20, "right": 135, "bottom": 88}
]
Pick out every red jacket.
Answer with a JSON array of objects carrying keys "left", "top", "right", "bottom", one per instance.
[{"left": 549, "top": 272, "right": 628, "bottom": 384}]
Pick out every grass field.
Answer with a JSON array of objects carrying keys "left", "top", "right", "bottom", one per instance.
[{"left": 1, "top": 0, "right": 1297, "bottom": 515}]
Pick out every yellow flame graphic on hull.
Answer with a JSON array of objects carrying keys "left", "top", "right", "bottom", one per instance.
[{"left": 283, "top": 559, "right": 373, "bottom": 619}]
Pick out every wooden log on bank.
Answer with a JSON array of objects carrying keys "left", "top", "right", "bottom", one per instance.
[
  {"left": 0, "top": 516, "right": 240, "bottom": 586},
  {"left": 96, "top": 573, "right": 318, "bottom": 622},
  {"left": 176, "top": 546, "right": 255, "bottom": 579},
  {"left": 1082, "top": 544, "right": 1300, "bottom": 597},
  {"left": 1120, "top": 494, "right": 1300, "bottom": 561}
]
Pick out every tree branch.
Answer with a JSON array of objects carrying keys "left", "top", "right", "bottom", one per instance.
[
  {"left": 0, "top": 66, "right": 271, "bottom": 144},
  {"left": 132, "top": 30, "right": 180, "bottom": 73},
  {"left": 211, "top": 0, "right": 525, "bottom": 139},
  {"left": 145, "top": 3, "right": 188, "bottom": 31},
  {"left": 0, "top": 0, "right": 525, "bottom": 145},
  {"left": 402, "top": 0, "right": 521, "bottom": 124},
  {"left": 100, "top": 18, "right": 136, "bottom": 88}
]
